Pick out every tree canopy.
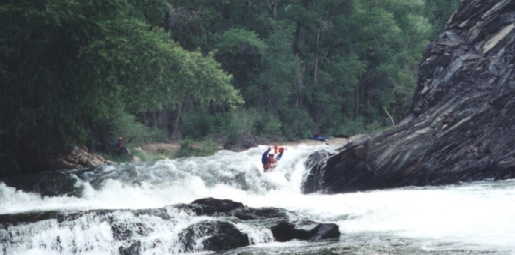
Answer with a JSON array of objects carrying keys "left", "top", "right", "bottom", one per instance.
[{"left": 0, "top": 0, "right": 459, "bottom": 173}]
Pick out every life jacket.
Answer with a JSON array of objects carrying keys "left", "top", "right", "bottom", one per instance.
[
  {"left": 261, "top": 148, "right": 271, "bottom": 165},
  {"left": 264, "top": 156, "right": 278, "bottom": 171}
]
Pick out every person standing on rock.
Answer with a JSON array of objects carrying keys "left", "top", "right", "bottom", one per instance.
[{"left": 116, "top": 136, "right": 130, "bottom": 155}]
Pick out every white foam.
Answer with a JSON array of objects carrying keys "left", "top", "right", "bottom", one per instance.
[{"left": 1, "top": 143, "right": 515, "bottom": 252}]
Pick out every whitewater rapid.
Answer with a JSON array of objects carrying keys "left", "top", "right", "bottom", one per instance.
[{"left": 1, "top": 144, "right": 515, "bottom": 254}]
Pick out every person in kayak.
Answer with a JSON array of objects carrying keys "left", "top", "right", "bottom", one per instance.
[{"left": 262, "top": 146, "right": 284, "bottom": 171}]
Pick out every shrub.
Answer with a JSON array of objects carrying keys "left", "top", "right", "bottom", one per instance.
[
  {"left": 174, "top": 139, "right": 218, "bottom": 158},
  {"left": 279, "top": 108, "right": 316, "bottom": 139},
  {"left": 111, "top": 111, "right": 167, "bottom": 146}
]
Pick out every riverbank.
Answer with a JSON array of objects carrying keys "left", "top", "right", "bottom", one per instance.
[{"left": 128, "top": 137, "right": 349, "bottom": 162}]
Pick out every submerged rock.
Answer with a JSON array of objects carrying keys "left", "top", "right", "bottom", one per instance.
[{"left": 304, "top": 0, "right": 515, "bottom": 194}]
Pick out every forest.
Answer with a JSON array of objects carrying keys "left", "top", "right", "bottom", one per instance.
[{"left": 0, "top": 0, "right": 459, "bottom": 174}]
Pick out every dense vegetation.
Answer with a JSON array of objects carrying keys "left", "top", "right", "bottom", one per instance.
[{"left": 0, "top": 0, "right": 458, "bottom": 174}]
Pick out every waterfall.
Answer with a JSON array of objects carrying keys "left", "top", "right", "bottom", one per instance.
[{"left": 1, "top": 144, "right": 514, "bottom": 254}]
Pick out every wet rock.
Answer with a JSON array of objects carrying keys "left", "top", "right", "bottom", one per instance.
[
  {"left": 271, "top": 221, "right": 340, "bottom": 242},
  {"left": 232, "top": 207, "right": 288, "bottom": 220},
  {"left": 0, "top": 198, "right": 340, "bottom": 253},
  {"left": 178, "top": 220, "right": 249, "bottom": 252},
  {"left": 304, "top": 0, "right": 515, "bottom": 194},
  {"left": 119, "top": 241, "right": 141, "bottom": 255},
  {"left": 52, "top": 146, "right": 112, "bottom": 170},
  {"left": 302, "top": 150, "right": 335, "bottom": 194},
  {"left": 271, "top": 221, "right": 309, "bottom": 241},
  {"left": 0, "top": 208, "right": 167, "bottom": 228},
  {"left": 112, "top": 222, "right": 152, "bottom": 241},
  {"left": 0, "top": 170, "right": 82, "bottom": 197},
  {"left": 0, "top": 211, "right": 63, "bottom": 227},
  {"left": 308, "top": 223, "right": 340, "bottom": 241},
  {"left": 176, "top": 198, "right": 288, "bottom": 222},
  {"left": 177, "top": 197, "right": 245, "bottom": 216}
]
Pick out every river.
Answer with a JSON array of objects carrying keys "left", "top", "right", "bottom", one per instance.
[{"left": 1, "top": 144, "right": 514, "bottom": 254}]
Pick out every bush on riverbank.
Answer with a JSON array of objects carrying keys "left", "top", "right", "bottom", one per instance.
[{"left": 175, "top": 139, "right": 219, "bottom": 158}]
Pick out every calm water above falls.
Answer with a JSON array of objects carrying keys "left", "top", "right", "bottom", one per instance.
[{"left": 1, "top": 144, "right": 514, "bottom": 254}]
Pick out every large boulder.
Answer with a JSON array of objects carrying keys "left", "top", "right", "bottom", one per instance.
[
  {"left": 178, "top": 220, "right": 250, "bottom": 252},
  {"left": 176, "top": 197, "right": 288, "bottom": 221},
  {"left": 51, "top": 146, "right": 112, "bottom": 170},
  {"left": 271, "top": 221, "right": 340, "bottom": 242},
  {"left": 302, "top": 149, "right": 337, "bottom": 194},
  {"left": 177, "top": 197, "right": 245, "bottom": 216},
  {"left": 0, "top": 170, "right": 83, "bottom": 197},
  {"left": 303, "top": 0, "right": 515, "bottom": 194},
  {"left": 232, "top": 207, "right": 289, "bottom": 221},
  {"left": 118, "top": 241, "right": 141, "bottom": 255}
]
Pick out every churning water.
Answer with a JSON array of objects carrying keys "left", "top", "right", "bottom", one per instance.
[{"left": 1, "top": 144, "right": 514, "bottom": 254}]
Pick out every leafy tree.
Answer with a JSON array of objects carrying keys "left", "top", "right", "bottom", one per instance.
[
  {"left": 0, "top": 0, "right": 240, "bottom": 174},
  {"left": 0, "top": 0, "right": 461, "bottom": 174}
]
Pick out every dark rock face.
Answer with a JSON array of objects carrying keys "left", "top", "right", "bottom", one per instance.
[
  {"left": 232, "top": 207, "right": 289, "bottom": 220},
  {"left": 0, "top": 170, "right": 83, "bottom": 197},
  {"left": 0, "top": 198, "right": 338, "bottom": 254},
  {"left": 308, "top": 223, "right": 340, "bottom": 241},
  {"left": 271, "top": 221, "right": 340, "bottom": 242},
  {"left": 119, "top": 241, "right": 141, "bottom": 255},
  {"left": 176, "top": 197, "right": 289, "bottom": 221},
  {"left": 51, "top": 146, "right": 112, "bottom": 170},
  {"left": 182, "top": 197, "right": 245, "bottom": 216},
  {"left": 303, "top": 0, "right": 515, "bottom": 194},
  {"left": 271, "top": 221, "right": 308, "bottom": 241},
  {"left": 178, "top": 220, "right": 250, "bottom": 252},
  {"left": 302, "top": 150, "right": 335, "bottom": 194}
]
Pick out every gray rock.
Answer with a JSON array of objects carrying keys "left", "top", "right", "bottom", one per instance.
[
  {"left": 119, "top": 241, "right": 141, "bottom": 255},
  {"left": 178, "top": 220, "right": 250, "bottom": 252},
  {"left": 0, "top": 170, "right": 82, "bottom": 197},
  {"left": 303, "top": 0, "right": 515, "bottom": 193},
  {"left": 176, "top": 197, "right": 245, "bottom": 216},
  {"left": 271, "top": 221, "right": 340, "bottom": 242}
]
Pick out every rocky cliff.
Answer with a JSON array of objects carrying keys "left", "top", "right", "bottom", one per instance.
[{"left": 303, "top": 0, "right": 515, "bottom": 194}]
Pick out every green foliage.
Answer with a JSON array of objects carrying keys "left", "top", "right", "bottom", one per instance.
[
  {"left": 214, "top": 28, "right": 267, "bottom": 91},
  {"left": 180, "top": 111, "right": 220, "bottom": 139},
  {"left": 332, "top": 117, "right": 384, "bottom": 137},
  {"left": 175, "top": 139, "right": 218, "bottom": 158},
  {"left": 223, "top": 110, "right": 259, "bottom": 141},
  {"left": 280, "top": 108, "right": 317, "bottom": 139},
  {"left": 424, "top": 0, "right": 460, "bottom": 35},
  {"left": 1, "top": 0, "right": 460, "bottom": 173},
  {"left": 0, "top": 0, "right": 241, "bottom": 172},
  {"left": 130, "top": 149, "right": 168, "bottom": 162},
  {"left": 216, "top": 28, "right": 267, "bottom": 54},
  {"left": 141, "top": 0, "right": 459, "bottom": 144},
  {"left": 110, "top": 112, "right": 166, "bottom": 146}
]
